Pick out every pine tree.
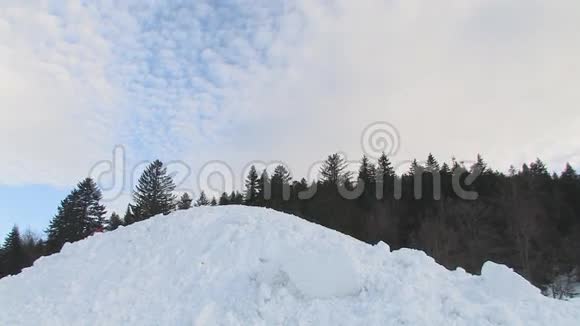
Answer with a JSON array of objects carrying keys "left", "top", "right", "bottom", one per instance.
[
  {"left": 319, "top": 153, "right": 351, "bottom": 185},
  {"left": 195, "top": 191, "right": 210, "bottom": 206},
  {"left": 272, "top": 165, "right": 292, "bottom": 185},
  {"left": 561, "top": 163, "right": 577, "bottom": 180},
  {"left": 123, "top": 205, "right": 136, "bottom": 226},
  {"left": 219, "top": 192, "right": 230, "bottom": 205},
  {"left": 210, "top": 197, "right": 218, "bottom": 206},
  {"left": 46, "top": 189, "right": 78, "bottom": 253},
  {"left": 106, "top": 212, "right": 123, "bottom": 231},
  {"left": 521, "top": 163, "right": 530, "bottom": 175},
  {"left": 45, "top": 178, "right": 106, "bottom": 253},
  {"left": 377, "top": 152, "right": 394, "bottom": 179},
  {"left": 244, "top": 166, "right": 260, "bottom": 205},
  {"left": 234, "top": 191, "right": 244, "bottom": 204},
  {"left": 132, "top": 160, "right": 176, "bottom": 219},
  {"left": 409, "top": 159, "right": 423, "bottom": 176},
  {"left": 0, "top": 226, "right": 27, "bottom": 277},
  {"left": 375, "top": 152, "right": 395, "bottom": 199},
  {"left": 257, "top": 169, "right": 271, "bottom": 204},
  {"left": 471, "top": 154, "right": 487, "bottom": 174},
  {"left": 440, "top": 163, "right": 451, "bottom": 174},
  {"left": 530, "top": 158, "right": 548, "bottom": 176},
  {"left": 357, "top": 155, "right": 375, "bottom": 185},
  {"left": 76, "top": 178, "right": 107, "bottom": 233},
  {"left": 271, "top": 165, "right": 292, "bottom": 202},
  {"left": 177, "top": 193, "right": 193, "bottom": 210},
  {"left": 426, "top": 153, "right": 440, "bottom": 172}
]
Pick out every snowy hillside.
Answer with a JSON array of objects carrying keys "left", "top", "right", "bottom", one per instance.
[{"left": 1, "top": 206, "right": 579, "bottom": 325}]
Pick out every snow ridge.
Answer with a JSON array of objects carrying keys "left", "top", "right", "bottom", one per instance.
[{"left": 1, "top": 206, "right": 579, "bottom": 325}]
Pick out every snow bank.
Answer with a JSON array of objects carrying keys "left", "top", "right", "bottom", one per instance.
[{"left": 1, "top": 206, "right": 579, "bottom": 325}]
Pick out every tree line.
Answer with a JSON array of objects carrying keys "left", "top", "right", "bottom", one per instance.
[{"left": 1, "top": 154, "right": 579, "bottom": 297}]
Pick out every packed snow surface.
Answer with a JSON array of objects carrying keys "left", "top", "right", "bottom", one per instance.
[{"left": 1, "top": 206, "right": 579, "bottom": 325}]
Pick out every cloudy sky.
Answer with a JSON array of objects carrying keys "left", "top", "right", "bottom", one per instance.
[{"left": 1, "top": 0, "right": 579, "bottom": 237}]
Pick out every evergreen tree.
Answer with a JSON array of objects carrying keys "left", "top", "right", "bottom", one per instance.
[
  {"left": 210, "top": 197, "right": 218, "bottom": 206},
  {"left": 426, "top": 153, "right": 440, "bottom": 172},
  {"left": 45, "top": 178, "right": 106, "bottom": 253},
  {"left": 357, "top": 155, "right": 375, "bottom": 185},
  {"left": 244, "top": 166, "right": 260, "bottom": 205},
  {"left": 195, "top": 191, "right": 210, "bottom": 206},
  {"left": 450, "top": 158, "right": 467, "bottom": 176},
  {"left": 377, "top": 152, "right": 394, "bottom": 178},
  {"left": 440, "top": 163, "right": 451, "bottom": 174},
  {"left": 257, "top": 169, "right": 271, "bottom": 204},
  {"left": 319, "top": 153, "right": 351, "bottom": 185},
  {"left": 106, "top": 212, "right": 123, "bottom": 231},
  {"left": 269, "top": 165, "right": 293, "bottom": 207},
  {"left": 530, "top": 158, "right": 549, "bottom": 176},
  {"left": 408, "top": 159, "right": 423, "bottom": 176},
  {"left": 521, "top": 163, "right": 530, "bottom": 175},
  {"left": 123, "top": 205, "right": 136, "bottom": 226},
  {"left": 272, "top": 165, "right": 292, "bottom": 185},
  {"left": 177, "top": 193, "right": 193, "bottom": 210},
  {"left": 561, "top": 163, "right": 577, "bottom": 180},
  {"left": 76, "top": 178, "right": 107, "bottom": 233},
  {"left": 46, "top": 189, "right": 78, "bottom": 253},
  {"left": 471, "top": 154, "right": 488, "bottom": 174},
  {"left": 132, "top": 160, "right": 176, "bottom": 219},
  {"left": 376, "top": 153, "right": 395, "bottom": 199},
  {"left": 234, "top": 191, "right": 244, "bottom": 204},
  {"left": 0, "top": 226, "right": 27, "bottom": 277},
  {"left": 218, "top": 192, "right": 230, "bottom": 205}
]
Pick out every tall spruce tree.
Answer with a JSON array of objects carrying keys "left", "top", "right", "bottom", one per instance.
[
  {"left": 244, "top": 166, "right": 260, "bottom": 205},
  {"left": 76, "top": 178, "right": 107, "bottom": 232},
  {"left": 132, "top": 160, "right": 176, "bottom": 219},
  {"left": 45, "top": 178, "right": 106, "bottom": 253}
]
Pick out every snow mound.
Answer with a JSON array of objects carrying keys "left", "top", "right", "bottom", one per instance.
[{"left": 1, "top": 206, "right": 579, "bottom": 325}]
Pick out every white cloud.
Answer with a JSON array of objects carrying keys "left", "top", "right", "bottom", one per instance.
[
  {"left": 1, "top": 0, "right": 579, "bottom": 194},
  {"left": 0, "top": 1, "right": 121, "bottom": 185}
]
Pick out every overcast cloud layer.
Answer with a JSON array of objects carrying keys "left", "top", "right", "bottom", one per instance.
[{"left": 1, "top": 0, "right": 579, "bottom": 194}]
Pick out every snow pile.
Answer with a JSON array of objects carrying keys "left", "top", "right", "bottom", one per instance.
[{"left": 1, "top": 206, "right": 579, "bottom": 325}]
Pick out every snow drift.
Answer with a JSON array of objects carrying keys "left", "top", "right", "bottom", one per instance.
[{"left": 1, "top": 206, "right": 579, "bottom": 325}]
